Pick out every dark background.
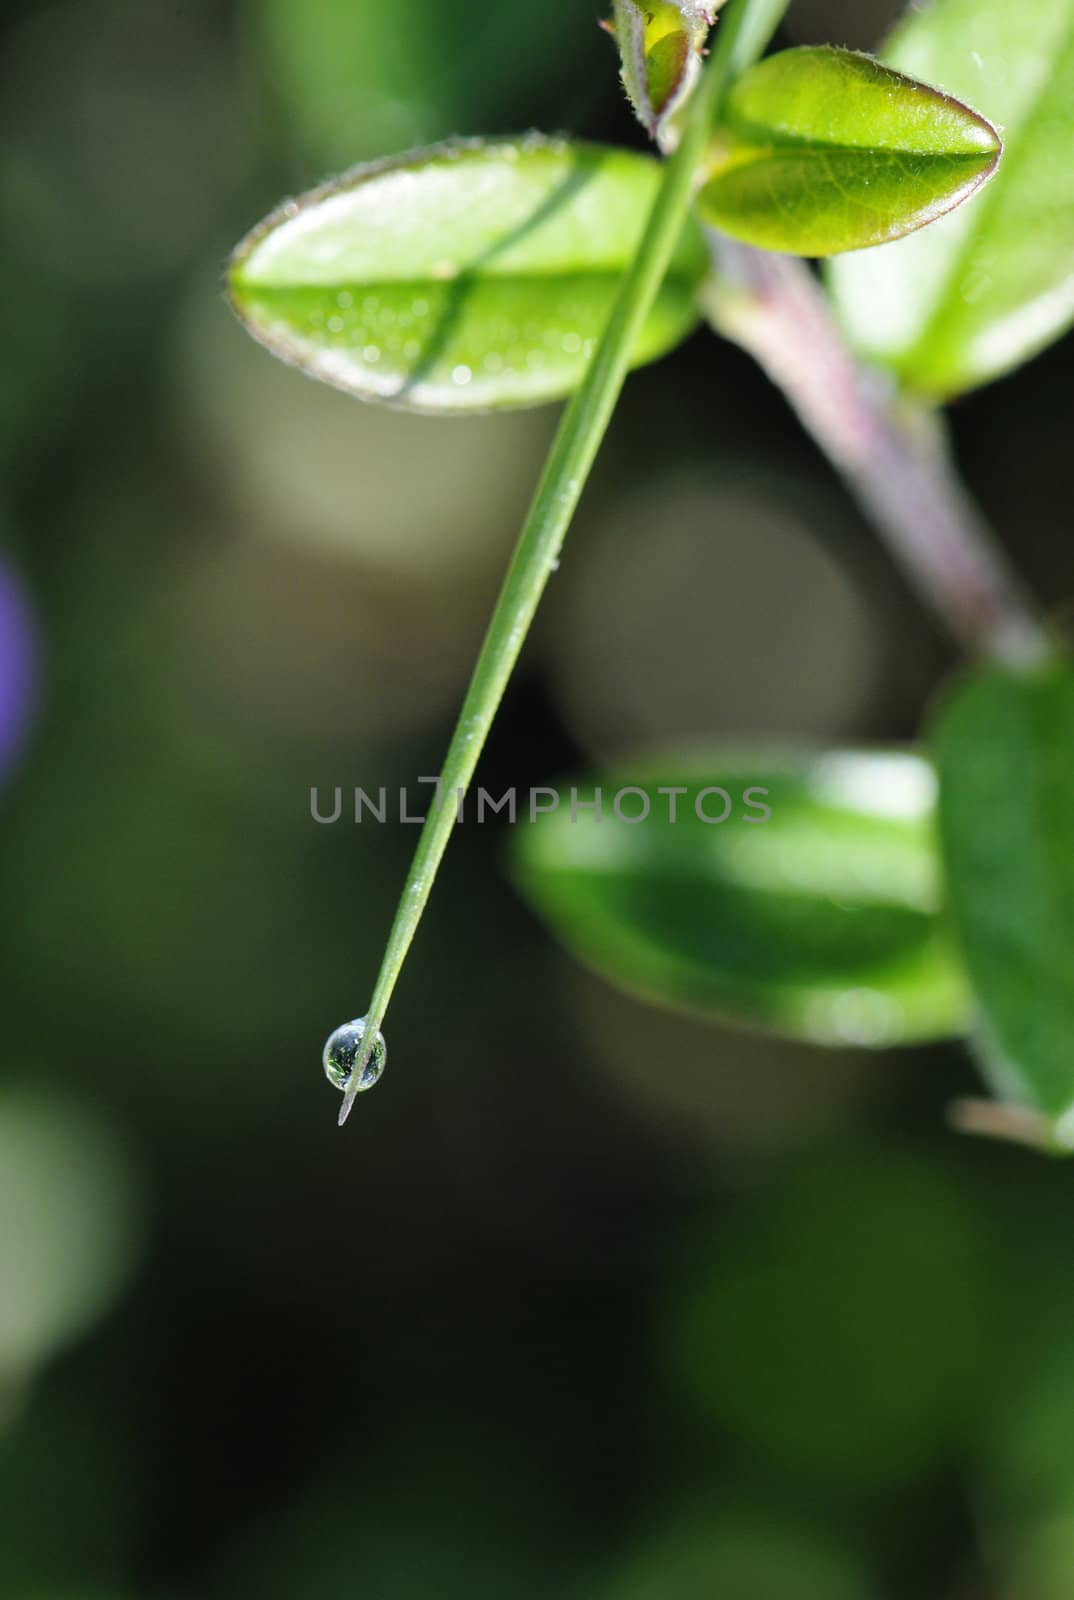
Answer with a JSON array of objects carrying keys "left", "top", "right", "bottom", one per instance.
[{"left": 2, "top": 1, "right": 1074, "bottom": 1596}]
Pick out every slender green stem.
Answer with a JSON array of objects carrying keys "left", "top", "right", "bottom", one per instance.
[{"left": 338, "top": 0, "right": 788, "bottom": 1124}]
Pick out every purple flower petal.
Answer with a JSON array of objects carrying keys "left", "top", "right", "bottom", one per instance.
[{"left": 0, "top": 563, "right": 37, "bottom": 784}]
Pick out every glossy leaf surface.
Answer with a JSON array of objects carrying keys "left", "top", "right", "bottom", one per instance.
[
  {"left": 697, "top": 46, "right": 1000, "bottom": 256},
  {"left": 513, "top": 751, "right": 970, "bottom": 1046},
  {"left": 229, "top": 138, "right": 707, "bottom": 412},
  {"left": 934, "top": 661, "right": 1074, "bottom": 1139},
  {"left": 829, "top": 0, "right": 1074, "bottom": 397}
]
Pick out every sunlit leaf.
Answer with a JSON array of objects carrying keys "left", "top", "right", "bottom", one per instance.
[
  {"left": 512, "top": 750, "right": 970, "bottom": 1046},
  {"left": 609, "top": 1, "right": 717, "bottom": 140},
  {"left": 697, "top": 46, "right": 1000, "bottom": 257},
  {"left": 933, "top": 660, "right": 1074, "bottom": 1142},
  {"left": 828, "top": 0, "right": 1074, "bottom": 397},
  {"left": 228, "top": 137, "right": 707, "bottom": 413}
]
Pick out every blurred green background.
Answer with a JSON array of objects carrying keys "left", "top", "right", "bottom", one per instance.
[{"left": 3, "top": 0, "right": 1074, "bottom": 1595}]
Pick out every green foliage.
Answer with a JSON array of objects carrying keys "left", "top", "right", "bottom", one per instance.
[
  {"left": 829, "top": 0, "right": 1074, "bottom": 397},
  {"left": 17, "top": 0, "right": 1074, "bottom": 1594},
  {"left": 228, "top": 138, "right": 707, "bottom": 413},
  {"left": 933, "top": 659, "right": 1074, "bottom": 1140},
  {"left": 697, "top": 46, "right": 1001, "bottom": 256},
  {"left": 227, "top": 0, "right": 1074, "bottom": 1145},
  {"left": 512, "top": 752, "right": 969, "bottom": 1047}
]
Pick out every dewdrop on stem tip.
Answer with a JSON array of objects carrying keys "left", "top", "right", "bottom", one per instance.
[{"left": 323, "top": 1016, "right": 387, "bottom": 1123}]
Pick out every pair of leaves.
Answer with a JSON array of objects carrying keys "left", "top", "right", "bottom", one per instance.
[
  {"left": 723, "top": 0, "right": 1074, "bottom": 397},
  {"left": 229, "top": 47, "right": 1003, "bottom": 412},
  {"left": 830, "top": 0, "right": 1074, "bottom": 397},
  {"left": 514, "top": 661, "right": 1074, "bottom": 1139},
  {"left": 515, "top": 661, "right": 1074, "bottom": 1149},
  {"left": 512, "top": 752, "right": 970, "bottom": 1048}
]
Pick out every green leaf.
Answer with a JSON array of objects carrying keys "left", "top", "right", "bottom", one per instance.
[
  {"left": 828, "top": 0, "right": 1074, "bottom": 398},
  {"left": 228, "top": 137, "right": 707, "bottom": 413},
  {"left": 609, "top": 1, "right": 717, "bottom": 140},
  {"left": 512, "top": 751, "right": 970, "bottom": 1046},
  {"left": 933, "top": 660, "right": 1074, "bottom": 1140},
  {"left": 696, "top": 46, "right": 1000, "bottom": 257}
]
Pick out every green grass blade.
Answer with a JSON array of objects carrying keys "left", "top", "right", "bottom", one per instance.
[{"left": 338, "top": 0, "right": 789, "bottom": 1124}]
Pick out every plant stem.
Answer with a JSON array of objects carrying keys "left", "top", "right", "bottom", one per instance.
[
  {"left": 701, "top": 238, "right": 1048, "bottom": 667},
  {"left": 337, "top": 0, "right": 788, "bottom": 1125}
]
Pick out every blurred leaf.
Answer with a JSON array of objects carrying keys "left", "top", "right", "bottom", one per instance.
[
  {"left": 933, "top": 660, "right": 1074, "bottom": 1139},
  {"left": 252, "top": 0, "right": 449, "bottom": 165},
  {"left": 251, "top": 0, "right": 604, "bottom": 170},
  {"left": 1012, "top": 1515, "right": 1074, "bottom": 1600},
  {"left": 0, "top": 1093, "right": 141, "bottom": 1383},
  {"left": 698, "top": 46, "right": 1000, "bottom": 256},
  {"left": 596, "top": 1512, "right": 873, "bottom": 1600},
  {"left": 513, "top": 750, "right": 970, "bottom": 1046},
  {"left": 993, "top": 1331, "right": 1074, "bottom": 1521},
  {"left": 228, "top": 137, "right": 707, "bottom": 412},
  {"left": 663, "top": 1149, "right": 993, "bottom": 1484},
  {"left": 610, "top": 1, "right": 717, "bottom": 140},
  {"left": 828, "top": 0, "right": 1074, "bottom": 397}
]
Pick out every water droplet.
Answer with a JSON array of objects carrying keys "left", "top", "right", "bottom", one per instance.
[
  {"left": 452, "top": 364, "right": 473, "bottom": 386},
  {"left": 322, "top": 1016, "right": 387, "bottom": 1095}
]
